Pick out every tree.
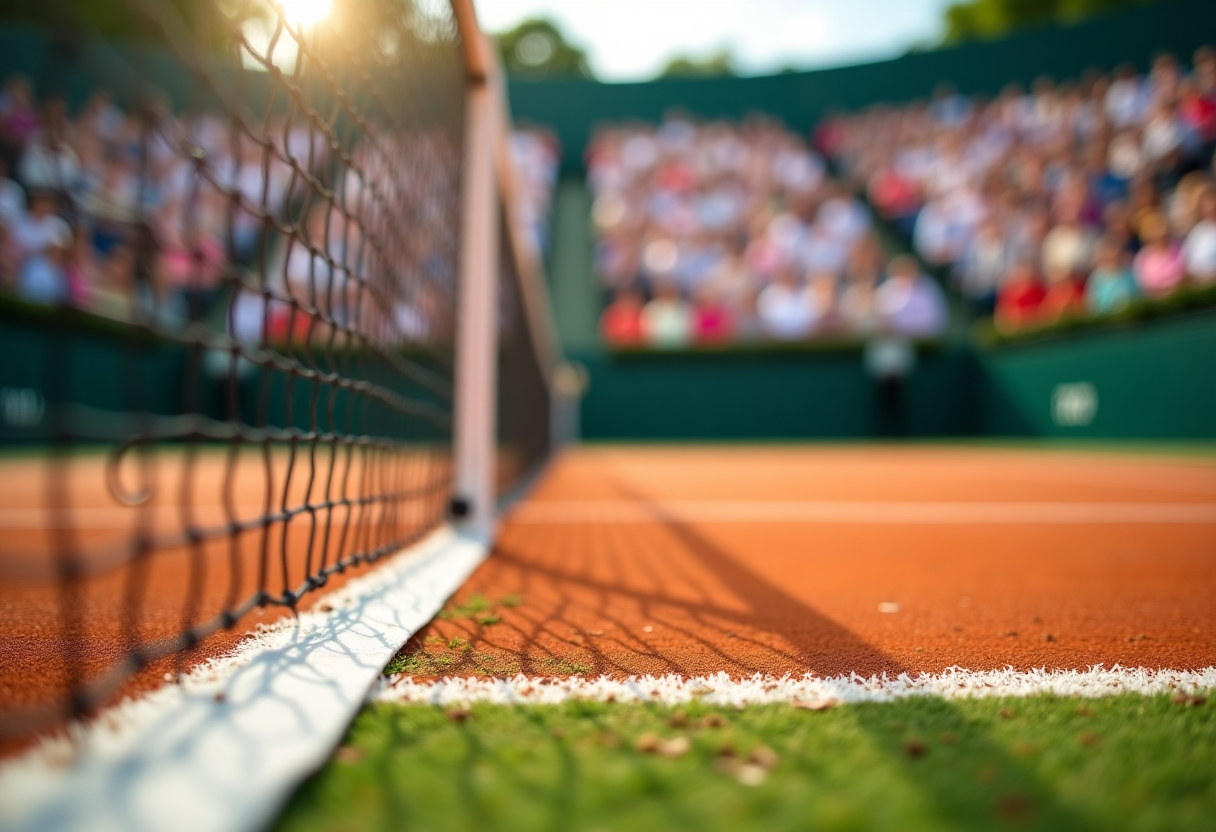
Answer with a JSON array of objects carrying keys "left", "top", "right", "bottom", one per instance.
[
  {"left": 942, "top": 0, "right": 1150, "bottom": 44},
  {"left": 656, "top": 49, "right": 736, "bottom": 79},
  {"left": 494, "top": 18, "right": 593, "bottom": 80}
]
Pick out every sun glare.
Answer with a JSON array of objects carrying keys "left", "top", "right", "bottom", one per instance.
[{"left": 278, "top": 0, "right": 333, "bottom": 28}]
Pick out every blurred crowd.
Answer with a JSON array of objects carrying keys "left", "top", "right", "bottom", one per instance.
[
  {"left": 0, "top": 73, "right": 463, "bottom": 348},
  {"left": 588, "top": 116, "right": 947, "bottom": 348},
  {"left": 823, "top": 47, "right": 1216, "bottom": 332},
  {"left": 510, "top": 126, "right": 561, "bottom": 255}
]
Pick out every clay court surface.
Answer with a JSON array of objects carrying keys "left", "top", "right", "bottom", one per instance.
[
  {"left": 403, "top": 445, "right": 1216, "bottom": 679},
  {"left": 2, "top": 444, "right": 1215, "bottom": 749}
]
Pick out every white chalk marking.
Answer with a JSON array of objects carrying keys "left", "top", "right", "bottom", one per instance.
[
  {"left": 374, "top": 666, "right": 1216, "bottom": 707},
  {"left": 506, "top": 500, "right": 1216, "bottom": 525}
]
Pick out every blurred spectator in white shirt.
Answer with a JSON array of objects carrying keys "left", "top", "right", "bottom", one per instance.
[
  {"left": 757, "top": 268, "right": 817, "bottom": 340},
  {"left": 1183, "top": 187, "right": 1216, "bottom": 283},
  {"left": 641, "top": 281, "right": 693, "bottom": 348},
  {"left": 876, "top": 255, "right": 947, "bottom": 338}
]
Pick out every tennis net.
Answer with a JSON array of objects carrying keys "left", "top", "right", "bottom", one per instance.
[{"left": 0, "top": 0, "right": 554, "bottom": 744}]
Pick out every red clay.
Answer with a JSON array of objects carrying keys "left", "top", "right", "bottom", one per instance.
[{"left": 397, "top": 446, "right": 1216, "bottom": 680}]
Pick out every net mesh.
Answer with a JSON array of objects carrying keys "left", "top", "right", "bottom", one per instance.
[
  {"left": 496, "top": 211, "right": 553, "bottom": 497},
  {"left": 0, "top": 0, "right": 476, "bottom": 742}
]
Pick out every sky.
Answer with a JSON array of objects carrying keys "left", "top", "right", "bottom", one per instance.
[{"left": 473, "top": 0, "right": 959, "bottom": 81}]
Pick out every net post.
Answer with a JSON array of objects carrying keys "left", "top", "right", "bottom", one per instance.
[{"left": 452, "top": 6, "right": 499, "bottom": 542}]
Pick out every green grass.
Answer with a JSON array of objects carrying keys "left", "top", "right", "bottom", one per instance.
[
  {"left": 435, "top": 593, "right": 520, "bottom": 624},
  {"left": 274, "top": 694, "right": 1214, "bottom": 832}
]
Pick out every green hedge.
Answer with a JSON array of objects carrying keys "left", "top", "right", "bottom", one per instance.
[
  {"left": 605, "top": 337, "right": 943, "bottom": 359},
  {"left": 974, "top": 282, "right": 1216, "bottom": 349}
]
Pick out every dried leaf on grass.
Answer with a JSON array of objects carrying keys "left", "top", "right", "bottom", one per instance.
[{"left": 334, "top": 746, "right": 364, "bottom": 765}]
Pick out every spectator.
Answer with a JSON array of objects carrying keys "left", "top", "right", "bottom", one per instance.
[
  {"left": 757, "top": 269, "right": 816, "bottom": 340},
  {"left": 90, "top": 243, "right": 137, "bottom": 322},
  {"left": 641, "top": 281, "right": 692, "bottom": 347},
  {"left": 731, "top": 288, "right": 765, "bottom": 342},
  {"left": 0, "top": 221, "right": 15, "bottom": 288},
  {"left": 17, "top": 214, "right": 71, "bottom": 303},
  {"left": 1133, "top": 210, "right": 1185, "bottom": 297},
  {"left": 17, "top": 97, "right": 80, "bottom": 194},
  {"left": 10, "top": 192, "right": 64, "bottom": 261},
  {"left": 510, "top": 126, "right": 560, "bottom": 254},
  {"left": 995, "top": 259, "right": 1047, "bottom": 332},
  {"left": 1039, "top": 264, "right": 1087, "bottom": 322},
  {"left": 0, "top": 75, "right": 38, "bottom": 170},
  {"left": 875, "top": 255, "right": 947, "bottom": 338},
  {"left": 601, "top": 286, "right": 646, "bottom": 345},
  {"left": 1183, "top": 186, "right": 1216, "bottom": 284},
  {"left": 1106, "top": 64, "right": 1148, "bottom": 129},
  {"left": 1041, "top": 203, "right": 1097, "bottom": 287},
  {"left": 1086, "top": 236, "right": 1139, "bottom": 315},
  {"left": 956, "top": 219, "right": 1012, "bottom": 314},
  {"left": 839, "top": 270, "right": 881, "bottom": 335},
  {"left": 691, "top": 285, "right": 733, "bottom": 344},
  {"left": 0, "top": 157, "right": 23, "bottom": 226},
  {"left": 1177, "top": 79, "right": 1216, "bottom": 167}
]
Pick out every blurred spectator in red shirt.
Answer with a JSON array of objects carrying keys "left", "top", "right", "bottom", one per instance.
[
  {"left": 1178, "top": 79, "right": 1216, "bottom": 158},
  {"left": 1040, "top": 269, "right": 1087, "bottom": 322},
  {"left": 600, "top": 285, "right": 646, "bottom": 346},
  {"left": 996, "top": 260, "right": 1047, "bottom": 332}
]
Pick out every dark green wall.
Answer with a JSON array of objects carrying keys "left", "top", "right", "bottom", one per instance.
[
  {"left": 977, "top": 312, "right": 1216, "bottom": 439},
  {"left": 567, "top": 312, "right": 1216, "bottom": 441},
  {"left": 510, "top": 0, "right": 1216, "bottom": 173},
  {"left": 574, "top": 346, "right": 976, "bottom": 440},
  {"left": 0, "top": 307, "right": 188, "bottom": 443}
]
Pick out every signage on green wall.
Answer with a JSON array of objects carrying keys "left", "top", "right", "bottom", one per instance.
[{"left": 1051, "top": 383, "right": 1098, "bottom": 427}]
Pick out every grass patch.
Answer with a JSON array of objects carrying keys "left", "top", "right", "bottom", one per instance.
[
  {"left": 275, "top": 694, "right": 1214, "bottom": 832},
  {"left": 538, "top": 657, "right": 592, "bottom": 675},
  {"left": 467, "top": 652, "right": 521, "bottom": 676},
  {"left": 384, "top": 592, "right": 534, "bottom": 678},
  {"left": 435, "top": 593, "right": 522, "bottom": 623},
  {"left": 436, "top": 593, "right": 493, "bottom": 621},
  {"left": 382, "top": 651, "right": 458, "bottom": 676}
]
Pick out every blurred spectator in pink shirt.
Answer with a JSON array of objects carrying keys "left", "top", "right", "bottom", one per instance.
[
  {"left": 691, "top": 285, "right": 733, "bottom": 344},
  {"left": 1133, "top": 211, "right": 1185, "bottom": 296}
]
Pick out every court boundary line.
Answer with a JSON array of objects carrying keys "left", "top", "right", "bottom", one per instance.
[
  {"left": 506, "top": 500, "right": 1216, "bottom": 525},
  {"left": 373, "top": 666, "right": 1216, "bottom": 707},
  {"left": 0, "top": 526, "right": 487, "bottom": 832}
]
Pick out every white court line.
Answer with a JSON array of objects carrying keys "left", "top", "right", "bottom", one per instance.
[
  {"left": 374, "top": 666, "right": 1216, "bottom": 707},
  {"left": 0, "top": 506, "right": 436, "bottom": 530},
  {"left": 0, "top": 526, "right": 488, "bottom": 832},
  {"left": 506, "top": 500, "right": 1216, "bottom": 525}
]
